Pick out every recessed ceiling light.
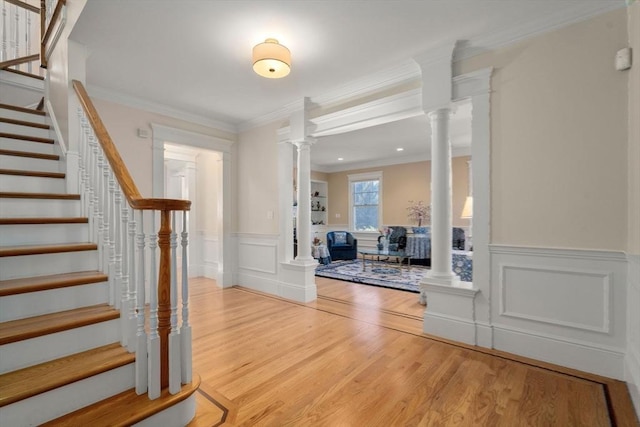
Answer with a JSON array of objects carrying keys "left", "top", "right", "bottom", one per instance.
[
  {"left": 396, "top": 147, "right": 404, "bottom": 152},
  {"left": 338, "top": 157, "right": 344, "bottom": 161}
]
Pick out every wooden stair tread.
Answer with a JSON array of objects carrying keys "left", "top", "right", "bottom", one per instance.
[
  {"left": 0, "top": 191, "right": 80, "bottom": 200},
  {"left": 0, "top": 242, "right": 97, "bottom": 257},
  {"left": 42, "top": 374, "right": 201, "bottom": 427},
  {"left": 0, "top": 217, "right": 87, "bottom": 225},
  {"left": 0, "top": 117, "right": 50, "bottom": 130},
  {"left": 0, "top": 304, "right": 119, "bottom": 345},
  {"left": 0, "top": 343, "right": 134, "bottom": 407},
  {"left": 0, "top": 270, "right": 107, "bottom": 296},
  {"left": 0, "top": 148, "right": 58, "bottom": 160},
  {"left": 0, "top": 132, "right": 54, "bottom": 144},
  {"left": 0, "top": 103, "right": 46, "bottom": 116},
  {"left": 0, "top": 168, "right": 65, "bottom": 178}
]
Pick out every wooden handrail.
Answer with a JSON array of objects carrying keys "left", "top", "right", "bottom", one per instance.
[
  {"left": 5, "top": 0, "right": 39, "bottom": 13},
  {"left": 41, "top": 0, "right": 65, "bottom": 49},
  {"left": 72, "top": 80, "right": 191, "bottom": 212},
  {"left": 0, "top": 54, "right": 40, "bottom": 70}
]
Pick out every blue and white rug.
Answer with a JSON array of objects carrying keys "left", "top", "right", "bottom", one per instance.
[{"left": 315, "top": 260, "right": 429, "bottom": 293}]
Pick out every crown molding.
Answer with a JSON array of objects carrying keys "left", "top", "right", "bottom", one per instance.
[
  {"left": 238, "top": 60, "right": 421, "bottom": 133},
  {"left": 309, "top": 88, "right": 423, "bottom": 137},
  {"left": 453, "top": 2, "right": 625, "bottom": 62},
  {"left": 312, "top": 146, "right": 471, "bottom": 174},
  {"left": 86, "top": 84, "right": 238, "bottom": 134}
]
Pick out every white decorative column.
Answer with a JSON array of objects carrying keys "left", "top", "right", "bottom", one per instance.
[
  {"left": 425, "top": 107, "right": 458, "bottom": 285},
  {"left": 293, "top": 139, "right": 315, "bottom": 263},
  {"left": 276, "top": 99, "right": 317, "bottom": 303}
]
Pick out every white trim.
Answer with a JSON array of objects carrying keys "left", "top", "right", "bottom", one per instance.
[
  {"left": 498, "top": 263, "right": 612, "bottom": 334},
  {"left": 0, "top": 69, "right": 44, "bottom": 92},
  {"left": 308, "top": 89, "right": 423, "bottom": 137},
  {"left": 489, "top": 244, "right": 628, "bottom": 262},
  {"left": 87, "top": 85, "right": 237, "bottom": 133},
  {"left": 348, "top": 171, "right": 383, "bottom": 232},
  {"left": 151, "top": 123, "right": 235, "bottom": 153},
  {"left": 492, "top": 323, "right": 626, "bottom": 380},
  {"left": 453, "top": 2, "right": 624, "bottom": 63},
  {"left": 45, "top": 99, "right": 66, "bottom": 155}
]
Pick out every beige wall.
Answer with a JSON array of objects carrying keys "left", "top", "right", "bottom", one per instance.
[
  {"left": 629, "top": 2, "right": 640, "bottom": 255},
  {"left": 324, "top": 156, "right": 470, "bottom": 228},
  {"left": 236, "top": 122, "right": 282, "bottom": 234},
  {"left": 196, "top": 151, "right": 220, "bottom": 233},
  {"left": 456, "top": 8, "right": 629, "bottom": 251},
  {"left": 92, "top": 98, "right": 234, "bottom": 198}
]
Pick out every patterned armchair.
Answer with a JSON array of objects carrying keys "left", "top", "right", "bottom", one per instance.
[
  {"left": 452, "top": 227, "right": 466, "bottom": 250},
  {"left": 326, "top": 231, "right": 358, "bottom": 260},
  {"left": 378, "top": 226, "right": 407, "bottom": 251}
]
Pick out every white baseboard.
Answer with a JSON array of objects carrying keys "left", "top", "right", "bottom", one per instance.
[
  {"left": 236, "top": 272, "right": 316, "bottom": 302},
  {"left": 423, "top": 312, "right": 477, "bottom": 345},
  {"left": 493, "top": 323, "right": 625, "bottom": 379}
]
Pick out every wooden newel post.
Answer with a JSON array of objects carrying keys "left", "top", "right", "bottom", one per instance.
[{"left": 157, "top": 209, "right": 172, "bottom": 388}]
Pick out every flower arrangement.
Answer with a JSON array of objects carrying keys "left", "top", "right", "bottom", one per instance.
[
  {"left": 407, "top": 200, "right": 430, "bottom": 226},
  {"left": 378, "top": 226, "right": 393, "bottom": 237}
]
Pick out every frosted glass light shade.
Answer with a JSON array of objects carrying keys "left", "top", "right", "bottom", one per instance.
[
  {"left": 461, "top": 196, "right": 473, "bottom": 219},
  {"left": 252, "top": 38, "right": 291, "bottom": 78}
]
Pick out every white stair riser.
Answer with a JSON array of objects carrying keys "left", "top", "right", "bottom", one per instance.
[
  {"left": 0, "top": 198, "right": 81, "bottom": 218},
  {"left": 0, "top": 122, "right": 51, "bottom": 139},
  {"left": 0, "top": 318, "right": 121, "bottom": 373},
  {"left": 0, "top": 223, "right": 88, "bottom": 245},
  {"left": 0, "top": 154, "right": 62, "bottom": 173},
  {"left": 0, "top": 281, "right": 109, "bottom": 322},
  {"left": 0, "top": 250, "right": 98, "bottom": 280},
  {"left": 0, "top": 137, "right": 56, "bottom": 155},
  {"left": 0, "top": 174, "right": 66, "bottom": 194},
  {"left": 0, "top": 109, "right": 47, "bottom": 124},
  {"left": 0, "top": 363, "right": 135, "bottom": 427}
]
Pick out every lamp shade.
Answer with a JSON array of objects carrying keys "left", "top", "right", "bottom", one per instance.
[
  {"left": 252, "top": 38, "right": 291, "bottom": 78},
  {"left": 461, "top": 196, "right": 473, "bottom": 219}
]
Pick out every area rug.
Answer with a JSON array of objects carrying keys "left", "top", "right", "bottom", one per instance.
[{"left": 315, "top": 260, "right": 429, "bottom": 293}]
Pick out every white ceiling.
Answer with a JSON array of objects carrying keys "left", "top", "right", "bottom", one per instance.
[{"left": 71, "top": 0, "right": 623, "bottom": 170}]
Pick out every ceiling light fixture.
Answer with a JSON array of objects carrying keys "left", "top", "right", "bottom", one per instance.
[
  {"left": 252, "top": 38, "right": 291, "bottom": 78},
  {"left": 396, "top": 148, "right": 404, "bottom": 152}
]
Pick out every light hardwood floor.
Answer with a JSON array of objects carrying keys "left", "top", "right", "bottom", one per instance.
[{"left": 187, "top": 277, "right": 638, "bottom": 426}]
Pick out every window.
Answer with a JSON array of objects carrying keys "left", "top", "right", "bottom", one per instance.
[{"left": 348, "top": 172, "right": 382, "bottom": 231}]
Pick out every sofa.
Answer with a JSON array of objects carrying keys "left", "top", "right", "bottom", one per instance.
[{"left": 326, "top": 231, "right": 358, "bottom": 260}]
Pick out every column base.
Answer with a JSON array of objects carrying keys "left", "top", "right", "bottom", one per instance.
[
  {"left": 279, "top": 261, "right": 318, "bottom": 302},
  {"left": 420, "top": 279, "right": 480, "bottom": 345}
]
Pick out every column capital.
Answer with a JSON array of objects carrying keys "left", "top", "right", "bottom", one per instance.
[
  {"left": 426, "top": 106, "right": 454, "bottom": 120},
  {"left": 292, "top": 138, "right": 316, "bottom": 148}
]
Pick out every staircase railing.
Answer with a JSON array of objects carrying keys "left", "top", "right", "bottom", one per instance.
[
  {"left": 0, "top": 0, "right": 64, "bottom": 72},
  {"left": 72, "top": 79, "right": 193, "bottom": 400}
]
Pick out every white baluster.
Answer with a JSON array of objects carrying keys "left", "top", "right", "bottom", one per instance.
[
  {"left": 148, "top": 211, "right": 160, "bottom": 400},
  {"left": 117, "top": 187, "right": 127, "bottom": 344},
  {"left": 1, "top": 1, "right": 7, "bottom": 62},
  {"left": 108, "top": 171, "right": 118, "bottom": 308},
  {"left": 180, "top": 210, "right": 192, "bottom": 384},
  {"left": 93, "top": 140, "right": 104, "bottom": 273},
  {"left": 169, "top": 212, "right": 181, "bottom": 394},
  {"left": 135, "top": 209, "right": 148, "bottom": 394},
  {"left": 25, "top": 6, "right": 31, "bottom": 73},
  {"left": 12, "top": 3, "right": 18, "bottom": 62},
  {"left": 128, "top": 205, "right": 137, "bottom": 353}
]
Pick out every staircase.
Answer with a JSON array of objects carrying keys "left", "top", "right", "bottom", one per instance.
[{"left": 0, "top": 77, "right": 197, "bottom": 425}]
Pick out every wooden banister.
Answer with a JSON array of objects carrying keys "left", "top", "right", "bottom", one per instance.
[
  {"left": 72, "top": 80, "right": 191, "bottom": 212},
  {"left": 5, "top": 0, "right": 39, "bottom": 13},
  {"left": 0, "top": 54, "right": 40, "bottom": 70}
]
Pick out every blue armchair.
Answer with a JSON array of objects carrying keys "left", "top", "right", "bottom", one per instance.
[{"left": 326, "top": 231, "right": 358, "bottom": 261}]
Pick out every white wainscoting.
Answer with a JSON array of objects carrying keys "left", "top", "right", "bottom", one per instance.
[
  {"left": 236, "top": 233, "right": 281, "bottom": 294},
  {"left": 490, "top": 245, "right": 628, "bottom": 380},
  {"left": 200, "top": 231, "right": 219, "bottom": 280},
  {"left": 626, "top": 254, "right": 640, "bottom": 415}
]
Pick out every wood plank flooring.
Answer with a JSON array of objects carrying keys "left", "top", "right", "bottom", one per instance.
[{"left": 187, "top": 277, "right": 638, "bottom": 426}]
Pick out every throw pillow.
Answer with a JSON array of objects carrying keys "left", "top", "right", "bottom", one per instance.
[{"left": 333, "top": 232, "right": 347, "bottom": 246}]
